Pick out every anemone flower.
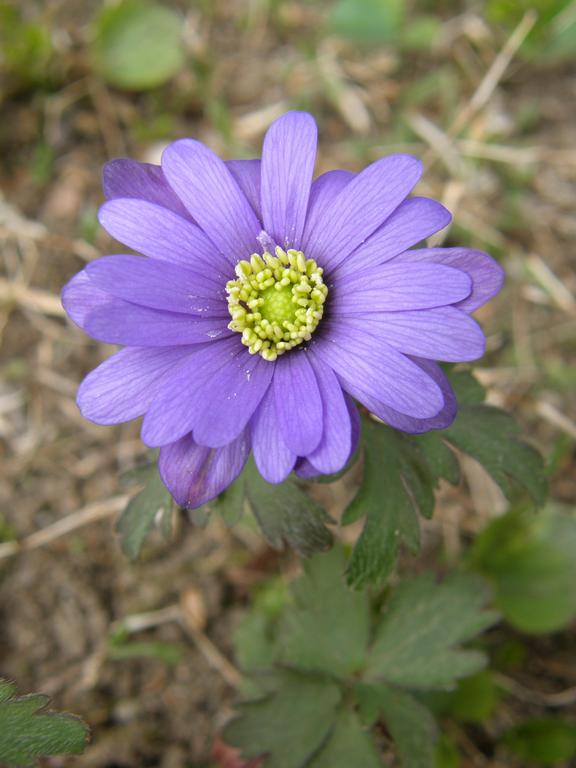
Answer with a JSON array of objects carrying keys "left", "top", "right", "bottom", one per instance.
[{"left": 62, "top": 112, "right": 503, "bottom": 508}]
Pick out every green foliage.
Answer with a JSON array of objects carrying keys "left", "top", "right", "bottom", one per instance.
[
  {"left": 344, "top": 370, "right": 547, "bottom": 587},
  {"left": 364, "top": 573, "right": 497, "bottom": 689},
  {"left": 225, "top": 671, "right": 342, "bottom": 768},
  {"left": 226, "top": 548, "right": 496, "bottom": 768},
  {"left": 0, "top": 679, "right": 88, "bottom": 767},
  {"left": 117, "top": 463, "right": 173, "bottom": 559},
  {"left": 486, "top": 0, "right": 576, "bottom": 62},
  {"left": 329, "top": 0, "right": 404, "bottom": 44},
  {"left": 470, "top": 506, "right": 576, "bottom": 633},
  {"left": 0, "top": 2, "right": 52, "bottom": 84},
  {"left": 501, "top": 718, "right": 576, "bottom": 766},
  {"left": 431, "top": 671, "right": 500, "bottom": 723},
  {"left": 434, "top": 736, "right": 460, "bottom": 768},
  {"left": 91, "top": 0, "right": 186, "bottom": 91},
  {"left": 357, "top": 683, "right": 438, "bottom": 768},
  {"left": 108, "top": 626, "right": 184, "bottom": 666},
  {"left": 215, "top": 460, "right": 333, "bottom": 556}
]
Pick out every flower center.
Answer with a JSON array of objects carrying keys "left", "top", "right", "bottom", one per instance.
[{"left": 225, "top": 246, "right": 328, "bottom": 361}]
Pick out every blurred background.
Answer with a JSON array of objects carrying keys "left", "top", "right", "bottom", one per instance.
[{"left": 0, "top": 1, "right": 575, "bottom": 766}]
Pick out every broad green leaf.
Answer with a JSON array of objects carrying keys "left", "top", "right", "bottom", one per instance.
[
  {"left": 224, "top": 671, "right": 341, "bottom": 768},
  {"left": 116, "top": 464, "right": 172, "bottom": 559},
  {"left": 309, "top": 707, "right": 382, "bottom": 768},
  {"left": 280, "top": 547, "right": 371, "bottom": 677},
  {"left": 365, "top": 574, "right": 498, "bottom": 689},
  {"left": 470, "top": 507, "right": 576, "bottom": 633},
  {"left": 245, "top": 463, "right": 333, "bottom": 556},
  {"left": 356, "top": 683, "right": 437, "bottom": 768},
  {"left": 0, "top": 679, "right": 89, "bottom": 767},
  {"left": 502, "top": 718, "right": 576, "bottom": 766},
  {"left": 91, "top": 0, "right": 185, "bottom": 91},
  {"left": 329, "top": 0, "right": 404, "bottom": 45}
]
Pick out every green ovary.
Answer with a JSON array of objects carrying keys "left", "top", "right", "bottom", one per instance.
[{"left": 225, "top": 246, "right": 328, "bottom": 361}]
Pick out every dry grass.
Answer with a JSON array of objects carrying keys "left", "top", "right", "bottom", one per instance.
[{"left": 0, "top": 2, "right": 575, "bottom": 765}]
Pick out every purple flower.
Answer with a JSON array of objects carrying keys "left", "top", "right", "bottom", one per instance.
[{"left": 62, "top": 112, "right": 503, "bottom": 509}]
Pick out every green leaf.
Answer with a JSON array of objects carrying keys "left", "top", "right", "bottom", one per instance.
[
  {"left": 116, "top": 464, "right": 172, "bottom": 560},
  {"left": 224, "top": 671, "right": 341, "bottom": 768},
  {"left": 329, "top": 0, "right": 404, "bottom": 45},
  {"left": 280, "top": 547, "right": 371, "bottom": 678},
  {"left": 344, "top": 418, "right": 424, "bottom": 588},
  {"left": 356, "top": 683, "right": 437, "bottom": 768},
  {"left": 91, "top": 0, "right": 185, "bottom": 91},
  {"left": 346, "top": 371, "right": 546, "bottom": 587},
  {"left": 245, "top": 462, "right": 333, "bottom": 557},
  {"left": 436, "top": 671, "right": 499, "bottom": 723},
  {"left": 309, "top": 707, "right": 382, "bottom": 768},
  {"left": 0, "top": 679, "right": 89, "bottom": 767},
  {"left": 108, "top": 637, "right": 184, "bottom": 666},
  {"left": 470, "top": 506, "right": 576, "bottom": 633},
  {"left": 216, "top": 472, "right": 247, "bottom": 526},
  {"left": 502, "top": 718, "right": 576, "bottom": 766},
  {"left": 365, "top": 574, "right": 498, "bottom": 689},
  {"left": 434, "top": 735, "right": 460, "bottom": 768},
  {"left": 442, "top": 403, "right": 547, "bottom": 506}
]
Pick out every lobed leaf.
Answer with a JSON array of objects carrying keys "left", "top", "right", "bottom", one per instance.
[
  {"left": 308, "top": 708, "right": 383, "bottom": 768},
  {"left": 224, "top": 671, "right": 341, "bottom": 768},
  {"left": 345, "top": 370, "right": 547, "bottom": 587},
  {"left": 0, "top": 679, "right": 89, "bottom": 767},
  {"left": 356, "top": 683, "right": 437, "bottom": 768},
  {"left": 364, "top": 573, "right": 498, "bottom": 689},
  {"left": 245, "top": 462, "right": 333, "bottom": 556},
  {"left": 280, "top": 547, "right": 371, "bottom": 678}
]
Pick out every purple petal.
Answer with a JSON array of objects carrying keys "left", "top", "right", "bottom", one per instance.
[
  {"left": 273, "top": 351, "right": 323, "bottom": 455},
  {"left": 355, "top": 308, "right": 486, "bottom": 361},
  {"left": 304, "top": 154, "right": 422, "bottom": 270},
  {"left": 102, "top": 159, "right": 191, "bottom": 219},
  {"left": 226, "top": 159, "right": 262, "bottom": 220},
  {"left": 261, "top": 111, "right": 317, "bottom": 249},
  {"left": 305, "top": 361, "right": 352, "bottom": 474},
  {"left": 86, "top": 255, "right": 226, "bottom": 316},
  {"left": 390, "top": 247, "right": 505, "bottom": 313},
  {"left": 142, "top": 338, "right": 240, "bottom": 447},
  {"left": 192, "top": 350, "right": 274, "bottom": 448},
  {"left": 62, "top": 270, "right": 110, "bottom": 328},
  {"left": 294, "top": 458, "right": 321, "bottom": 479},
  {"left": 77, "top": 346, "right": 198, "bottom": 425},
  {"left": 251, "top": 387, "right": 296, "bottom": 483},
  {"left": 84, "top": 300, "right": 232, "bottom": 346},
  {"left": 302, "top": 170, "right": 355, "bottom": 248},
  {"left": 342, "top": 359, "right": 456, "bottom": 433},
  {"left": 330, "top": 263, "right": 471, "bottom": 313},
  {"left": 311, "top": 321, "right": 443, "bottom": 418},
  {"left": 334, "top": 197, "right": 452, "bottom": 278},
  {"left": 295, "top": 395, "right": 360, "bottom": 478},
  {"left": 162, "top": 139, "right": 261, "bottom": 263},
  {"left": 98, "top": 199, "right": 229, "bottom": 276},
  {"left": 159, "top": 431, "right": 250, "bottom": 509}
]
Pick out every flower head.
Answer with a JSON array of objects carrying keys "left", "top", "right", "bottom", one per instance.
[{"left": 62, "top": 112, "right": 503, "bottom": 508}]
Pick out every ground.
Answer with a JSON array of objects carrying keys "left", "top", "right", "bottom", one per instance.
[{"left": 0, "top": 1, "right": 575, "bottom": 766}]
